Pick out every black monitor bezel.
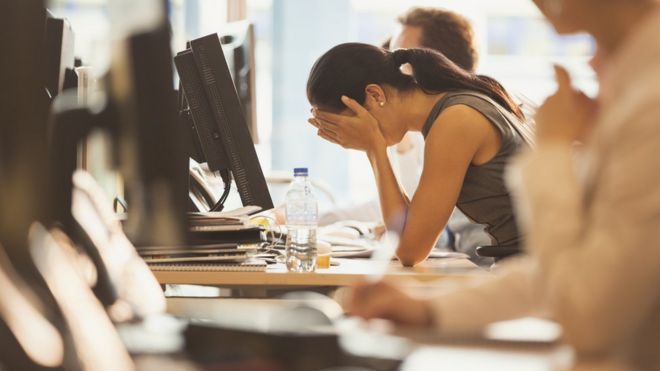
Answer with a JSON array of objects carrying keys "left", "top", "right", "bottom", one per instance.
[{"left": 176, "top": 33, "right": 273, "bottom": 212}]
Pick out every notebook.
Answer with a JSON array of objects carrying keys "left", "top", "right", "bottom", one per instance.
[
  {"left": 190, "top": 226, "right": 264, "bottom": 244},
  {"left": 142, "top": 254, "right": 249, "bottom": 264},
  {"left": 148, "top": 260, "right": 268, "bottom": 272},
  {"left": 187, "top": 207, "right": 261, "bottom": 232},
  {"left": 137, "top": 246, "right": 257, "bottom": 257}
]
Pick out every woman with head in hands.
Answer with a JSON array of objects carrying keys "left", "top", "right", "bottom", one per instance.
[{"left": 307, "top": 43, "right": 533, "bottom": 266}]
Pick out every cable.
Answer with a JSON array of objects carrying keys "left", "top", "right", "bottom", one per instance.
[
  {"left": 210, "top": 181, "right": 231, "bottom": 212},
  {"left": 210, "top": 169, "right": 232, "bottom": 212},
  {"left": 113, "top": 197, "right": 128, "bottom": 213},
  {"left": 248, "top": 214, "right": 285, "bottom": 251}
]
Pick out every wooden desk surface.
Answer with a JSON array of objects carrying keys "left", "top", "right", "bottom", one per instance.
[{"left": 153, "top": 257, "right": 482, "bottom": 288}]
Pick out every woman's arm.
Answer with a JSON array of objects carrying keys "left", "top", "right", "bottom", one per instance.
[
  {"left": 311, "top": 97, "right": 413, "bottom": 233},
  {"left": 313, "top": 97, "right": 500, "bottom": 266},
  {"left": 395, "top": 105, "right": 497, "bottom": 265},
  {"left": 366, "top": 146, "right": 410, "bottom": 232}
]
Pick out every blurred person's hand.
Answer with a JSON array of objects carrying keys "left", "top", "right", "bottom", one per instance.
[
  {"left": 309, "top": 96, "right": 387, "bottom": 154},
  {"left": 345, "top": 281, "right": 434, "bottom": 327},
  {"left": 535, "top": 65, "right": 598, "bottom": 145}
]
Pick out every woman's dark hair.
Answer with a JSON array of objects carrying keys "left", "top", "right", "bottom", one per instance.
[{"left": 306, "top": 43, "right": 524, "bottom": 121}]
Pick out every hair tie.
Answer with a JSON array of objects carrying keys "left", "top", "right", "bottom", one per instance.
[{"left": 391, "top": 49, "right": 411, "bottom": 66}]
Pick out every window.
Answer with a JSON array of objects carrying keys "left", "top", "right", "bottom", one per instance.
[
  {"left": 47, "top": 0, "right": 596, "bottom": 210},
  {"left": 245, "top": 0, "right": 595, "bottom": 208}
]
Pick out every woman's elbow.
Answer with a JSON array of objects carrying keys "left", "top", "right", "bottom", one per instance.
[{"left": 396, "top": 250, "right": 427, "bottom": 267}]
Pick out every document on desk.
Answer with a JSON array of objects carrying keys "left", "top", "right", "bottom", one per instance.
[
  {"left": 148, "top": 260, "right": 268, "bottom": 272},
  {"left": 323, "top": 238, "right": 468, "bottom": 260},
  {"left": 188, "top": 213, "right": 248, "bottom": 232},
  {"left": 427, "top": 251, "right": 469, "bottom": 259}
]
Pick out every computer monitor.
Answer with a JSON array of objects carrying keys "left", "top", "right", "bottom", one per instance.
[
  {"left": 0, "top": 1, "right": 51, "bottom": 270},
  {"left": 45, "top": 11, "right": 76, "bottom": 98},
  {"left": 109, "top": 17, "right": 189, "bottom": 246},
  {"left": 220, "top": 21, "right": 258, "bottom": 143},
  {"left": 174, "top": 33, "right": 273, "bottom": 213}
]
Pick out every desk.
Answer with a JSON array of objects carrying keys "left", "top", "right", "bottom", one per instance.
[
  {"left": 153, "top": 257, "right": 482, "bottom": 291},
  {"left": 162, "top": 296, "right": 574, "bottom": 371},
  {"left": 401, "top": 343, "right": 572, "bottom": 370}
]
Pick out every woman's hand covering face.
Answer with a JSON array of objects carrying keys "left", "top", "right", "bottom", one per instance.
[{"left": 309, "top": 96, "right": 388, "bottom": 153}]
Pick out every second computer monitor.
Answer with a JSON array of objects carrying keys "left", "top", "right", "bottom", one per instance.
[
  {"left": 174, "top": 33, "right": 273, "bottom": 213},
  {"left": 45, "top": 11, "right": 76, "bottom": 98},
  {"left": 220, "top": 21, "right": 258, "bottom": 144}
]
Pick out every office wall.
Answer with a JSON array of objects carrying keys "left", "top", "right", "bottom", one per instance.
[
  {"left": 270, "top": 0, "right": 352, "bottom": 201},
  {"left": 47, "top": 0, "right": 596, "bottom": 209}
]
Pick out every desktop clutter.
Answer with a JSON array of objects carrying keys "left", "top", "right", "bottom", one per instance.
[
  {"left": 0, "top": 3, "right": 416, "bottom": 371},
  {"left": 143, "top": 167, "right": 389, "bottom": 274}
]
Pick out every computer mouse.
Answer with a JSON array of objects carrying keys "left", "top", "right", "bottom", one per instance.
[{"left": 339, "top": 221, "right": 372, "bottom": 237}]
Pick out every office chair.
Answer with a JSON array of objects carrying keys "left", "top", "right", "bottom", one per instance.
[{"left": 475, "top": 244, "right": 521, "bottom": 261}]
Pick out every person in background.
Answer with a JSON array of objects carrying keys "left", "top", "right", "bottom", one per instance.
[
  {"left": 320, "top": 7, "right": 495, "bottom": 264},
  {"left": 346, "top": 0, "right": 660, "bottom": 368},
  {"left": 379, "top": 37, "right": 392, "bottom": 50}
]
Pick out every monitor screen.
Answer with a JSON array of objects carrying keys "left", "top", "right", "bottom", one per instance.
[
  {"left": 110, "top": 20, "right": 189, "bottom": 246},
  {"left": 174, "top": 33, "right": 273, "bottom": 213},
  {"left": 220, "top": 21, "right": 258, "bottom": 143},
  {"left": 45, "top": 11, "right": 76, "bottom": 98},
  {"left": 1, "top": 1, "right": 51, "bottom": 266}
]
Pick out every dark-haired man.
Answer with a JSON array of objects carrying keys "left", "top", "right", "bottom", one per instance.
[{"left": 392, "top": 7, "right": 478, "bottom": 72}]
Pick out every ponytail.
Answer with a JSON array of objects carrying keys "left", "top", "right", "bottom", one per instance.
[{"left": 391, "top": 48, "right": 525, "bottom": 120}]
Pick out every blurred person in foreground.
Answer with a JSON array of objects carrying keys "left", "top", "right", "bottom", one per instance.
[{"left": 346, "top": 0, "right": 660, "bottom": 369}]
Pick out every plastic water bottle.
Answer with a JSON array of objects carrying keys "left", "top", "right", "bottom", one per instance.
[{"left": 285, "top": 168, "right": 318, "bottom": 272}]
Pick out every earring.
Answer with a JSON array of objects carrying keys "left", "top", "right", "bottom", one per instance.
[{"left": 379, "top": 102, "right": 385, "bottom": 107}]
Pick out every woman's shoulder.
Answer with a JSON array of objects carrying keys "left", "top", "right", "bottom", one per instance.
[
  {"left": 428, "top": 90, "right": 520, "bottom": 144},
  {"left": 426, "top": 103, "right": 495, "bottom": 144},
  {"left": 440, "top": 91, "right": 504, "bottom": 112},
  {"left": 434, "top": 103, "right": 486, "bottom": 123},
  {"left": 424, "top": 91, "right": 497, "bottom": 130}
]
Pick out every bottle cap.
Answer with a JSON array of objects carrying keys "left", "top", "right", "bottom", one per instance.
[{"left": 293, "top": 167, "right": 308, "bottom": 176}]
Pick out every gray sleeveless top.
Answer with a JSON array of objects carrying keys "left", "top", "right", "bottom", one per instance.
[{"left": 422, "top": 91, "right": 529, "bottom": 250}]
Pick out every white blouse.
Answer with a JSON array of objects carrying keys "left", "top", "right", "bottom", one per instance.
[{"left": 427, "top": 7, "right": 660, "bottom": 369}]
